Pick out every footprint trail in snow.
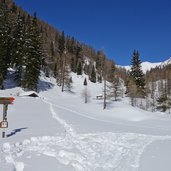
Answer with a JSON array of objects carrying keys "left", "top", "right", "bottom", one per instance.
[{"left": 1, "top": 99, "right": 171, "bottom": 171}]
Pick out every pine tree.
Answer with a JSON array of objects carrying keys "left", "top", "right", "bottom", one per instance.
[
  {"left": 82, "top": 87, "right": 90, "bottom": 104},
  {"left": 97, "top": 75, "right": 102, "bottom": 83},
  {"left": 58, "top": 31, "right": 65, "bottom": 56},
  {"left": 63, "top": 64, "right": 72, "bottom": 91},
  {"left": 90, "top": 65, "right": 96, "bottom": 83},
  {"left": 22, "top": 13, "right": 42, "bottom": 91},
  {"left": 83, "top": 78, "right": 87, "bottom": 86},
  {"left": 68, "top": 37, "right": 77, "bottom": 73},
  {"left": 53, "top": 63, "right": 57, "bottom": 78},
  {"left": 96, "top": 50, "right": 105, "bottom": 83},
  {"left": 11, "top": 12, "right": 25, "bottom": 86},
  {"left": 111, "top": 76, "right": 122, "bottom": 101},
  {"left": 75, "top": 45, "right": 82, "bottom": 65},
  {"left": 57, "top": 31, "right": 65, "bottom": 87},
  {"left": 0, "top": 0, "right": 11, "bottom": 89},
  {"left": 156, "top": 95, "right": 171, "bottom": 112},
  {"left": 103, "top": 78, "right": 107, "bottom": 109},
  {"left": 130, "top": 50, "right": 145, "bottom": 97},
  {"left": 95, "top": 51, "right": 101, "bottom": 70},
  {"left": 127, "top": 78, "right": 138, "bottom": 106},
  {"left": 150, "top": 80, "right": 157, "bottom": 112},
  {"left": 82, "top": 78, "right": 90, "bottom": 104},
  {"left": 11, "top": 2, "right": 17, "bottom": 13},
  {"left": 108, "top": 62, "right": 115, "bottom": 81},
  {"left": 58, "top": 32, "right": 72, "bottom": 92},
  {"left": 70, "top": 55, "right": 75, "bottom": 72},
  {"left": 77, "top": 60, "right": 82, "bottom": 75},
  {"left": 50, "top": 41, "right": 55, "bottom": 57}
]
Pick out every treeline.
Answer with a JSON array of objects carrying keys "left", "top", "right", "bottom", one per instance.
[
  {"left": 145, "top": 63, "right": 171, "bottom": 112},
  {"left": 2, "top": 0, "right": 171, "bottom": 112},
  {"left": 122, "top": 50, "right": 171, "bottom": 113},
  {"left": 0, "top": 0, "right": 42, "bottom": 90},
  {"left": 0, "top": 0, "right": 116, "bottom": 92}
]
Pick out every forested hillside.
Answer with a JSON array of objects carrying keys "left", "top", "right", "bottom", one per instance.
[
  {"left": 1, "top": 0, "right": 171, "bottom": 113},
  {"left": 0, "top": 0, "right": 116, "bottom": 91}
]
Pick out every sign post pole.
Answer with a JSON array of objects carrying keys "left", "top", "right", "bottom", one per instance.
[
  {"left": 2, "top": 129, "right": 5, "bottom": 138},
  {"left": 2, "top": 104, "right": 8, "bottom": 138},
  {"left": 0, "top": 97, "right": 15, "bottom": 138}
]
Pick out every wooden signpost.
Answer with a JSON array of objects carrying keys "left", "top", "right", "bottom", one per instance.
[{"left": 0, "top": 97, "right": 15, "bottom": 138}]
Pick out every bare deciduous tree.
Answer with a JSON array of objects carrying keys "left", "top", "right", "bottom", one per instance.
[{"left": 81, "top": 87, "right": 91, "bottom": 104}]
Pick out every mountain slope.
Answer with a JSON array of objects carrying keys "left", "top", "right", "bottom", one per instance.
[
  {"left": 160, "top": 57, "right": 171, "bottom": 66},
  {"left": 0, "top": 73, "right": 171, "bottom": 171}
]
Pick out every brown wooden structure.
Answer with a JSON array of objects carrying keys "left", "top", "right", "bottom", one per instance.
[{"left": 0, "top": 97, "right": 15, "bottom": 104}]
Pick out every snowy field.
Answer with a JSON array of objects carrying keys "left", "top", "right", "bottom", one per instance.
[{"left": 1, "top": 73, "right": 171, "bottom": 171}]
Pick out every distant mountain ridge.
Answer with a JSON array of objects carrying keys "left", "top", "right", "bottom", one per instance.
[
  {"left": 121, "top": 57, "right": 171, "bottom": 73},
  {"left": 160, "top": 57, "right": 171, "bottom": 66}
]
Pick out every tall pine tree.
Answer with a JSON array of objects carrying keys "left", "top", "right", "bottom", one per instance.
[
  {"left": 57, "top": 31, "right": 65, "bottom": 86},
  {"left": 129, "top": 50, "right": 145, "bottom": 97},
  {"left": 77, "top": 60, "right": 82, "bottom": 75},
  {"left": 11, "top": 12, "right": 25, "bottom": 86},
  {"left": 90, "top": 65, "right": 96, "bottom": 83},
  {"left": 0, "top": 0, "right": 11, "bottom": 89},
  {"left": 22, "top": 13, "right": 42, "bottom": 91}
]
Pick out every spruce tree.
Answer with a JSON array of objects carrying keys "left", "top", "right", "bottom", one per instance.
[
  {"left": 83, "top": 78, "right": 87, "bottom": 86},
  {"left": 0, "top": 0, "right": 11, "bottom": 89},
  {"left": 75, "top": 45, "right": 82, "bottom": 73},
  {"left": 110, "top": 76, "right": 122, "bottom": 101},
  {"left": 130, "top": 50, "right": 145, "bottom": 97},
  {"left": 90, "top": 65, "right": 96, "bottom": 83},
  {"left": 63, "top": 65, "right": 72, "bottom": 91},
  {"left": 11, "top": 12, "right": 25, "bottom": 86},
  {"left": 11, "top": 2, "right": 17, "bottom": 13},
  {"left": 50, "top": 41, "right": 55, "bottom": 57},
  {"left": 97, "top": 75, "right": 102, "bottom": 83},
  {"left": 156, "top": 95, "right": 171, "bottom": 112},
  {"left": 96, "top": 50, "right": 106, "bottom": 82},
  {"left": 70, "top": 55, "right": 75, "bottom": 73},
  {"left": 96, "top": 51, "right": 101, "bottom": 70},
  {"left": 58, "top": 31, "right": 65, "bottom": 56},
  {"left": 77, "top": 61, "right": 82, "bottom": 75},
  {"left": 57, "top": 31, "right": 65, "bottom": 86},
  {"left": 22, "top": 13, "right": 42, "bottom": 91}
]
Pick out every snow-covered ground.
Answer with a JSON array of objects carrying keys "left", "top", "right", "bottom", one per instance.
[{"left": 1, "top": 73, "right": 171, "bottom": 171}]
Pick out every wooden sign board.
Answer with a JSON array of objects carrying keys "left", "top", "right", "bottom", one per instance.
[
  {"left": 0, "top": 121, "right": 8, "bottom": 128},
  {"left": 0, "top": 97, "right": 15, "bottom": 104}
]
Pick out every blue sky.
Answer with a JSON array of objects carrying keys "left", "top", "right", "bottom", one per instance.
[{"left": 13, "top": 0, "right": 171, "bottom": 65}]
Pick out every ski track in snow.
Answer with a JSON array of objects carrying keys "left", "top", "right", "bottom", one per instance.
[
  {"left": 1, "top": 99, "right": 171, "bottom": 171},
  {"left": 47, "top": 100, "right": 171, "bottom": 132}
]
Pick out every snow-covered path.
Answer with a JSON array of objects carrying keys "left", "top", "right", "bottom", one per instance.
[
  {"left": 2, "top": 99, "right": 171, "bottom": 171},
  {"left": 47, "top": 100, "right": 171, "bottom": 133}
]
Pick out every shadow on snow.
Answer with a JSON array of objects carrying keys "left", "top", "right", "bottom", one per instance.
[{"left": 6, "top": 127, "right": 28, "bottom": 138}]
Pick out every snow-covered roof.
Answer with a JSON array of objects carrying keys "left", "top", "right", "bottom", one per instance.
[{"left": 19, "top": 91, "right": 39, "bottom": 97}]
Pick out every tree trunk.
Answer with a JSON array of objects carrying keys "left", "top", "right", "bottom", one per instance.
[
  {"left": 61, "top": 52, "right": 66, "bottom": 92},
  {"left": 103, "top": 79, "right": 106, "bottom": 109}
]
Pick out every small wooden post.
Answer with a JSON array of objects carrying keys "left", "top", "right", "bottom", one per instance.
[
  {"left": 3, "top": 104, "right": 8, "bottom": 121},
  {"left": 2, "top": 130, "right": 5, "bottom": 138}
]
